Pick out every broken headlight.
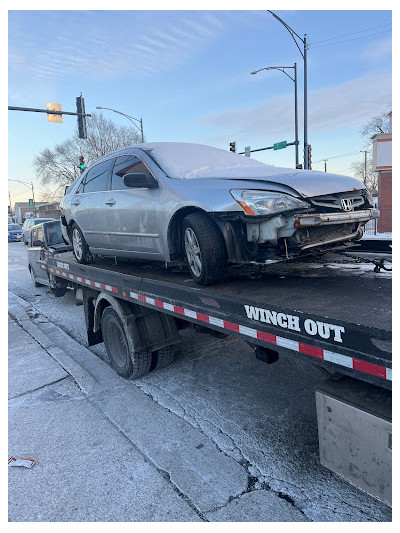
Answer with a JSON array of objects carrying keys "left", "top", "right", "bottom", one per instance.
[{"left": 231, "top": 189, "right": 309, "bottom": 216}]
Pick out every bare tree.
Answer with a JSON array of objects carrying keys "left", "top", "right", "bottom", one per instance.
[
  {"left": 38, "top": 185, "right": 66, "bottom": 204},
  {"left": 361, "top": 109, "right": 391, "bottom": 139},
  {"left": 351, "top": 108, "right": 391, "bottom": 191},
  {"left": 34, "top": 112, "right": 142, "bottom": 187},
  {"left": 351, "top": 157, "right": 378, "bottom": 191}
]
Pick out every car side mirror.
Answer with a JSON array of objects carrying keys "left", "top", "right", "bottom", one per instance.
[
  {"left": 32, "top": 239, "right": 43, "bottom": 247},
  {"left": 123, "top": 173, "right": 158, "bottom": 189}
]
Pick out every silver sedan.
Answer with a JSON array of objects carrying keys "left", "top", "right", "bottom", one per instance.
[{"left": 60, "top": 142, "right": 378, "bottom": 285}]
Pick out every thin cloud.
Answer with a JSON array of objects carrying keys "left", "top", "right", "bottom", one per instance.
[
  {"left": 198, "top": 73, "right": 392, "bottom": 143},
  {"left": 9, "top": 11, "right": 225, "bottom": 83}
]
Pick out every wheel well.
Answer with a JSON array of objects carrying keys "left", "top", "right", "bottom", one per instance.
[
  {"left": 66, "top": 219, "right": 76, "bottom": 239},
  {"left": 167, "top": 207, "right": 224, "bottom": 261}
]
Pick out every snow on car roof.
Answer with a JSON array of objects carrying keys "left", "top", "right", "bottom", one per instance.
[{"left": 140, "top": 142, "right": 298, "bottom": 179}]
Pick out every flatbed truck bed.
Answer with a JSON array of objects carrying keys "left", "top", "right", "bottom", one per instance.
[{"left": 38, "top": 251, "right": 392, "bottom": 390}]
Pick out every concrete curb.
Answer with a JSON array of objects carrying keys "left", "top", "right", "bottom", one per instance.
[{"left": 8, "top": 291, "right": 101, "bottom": 395}]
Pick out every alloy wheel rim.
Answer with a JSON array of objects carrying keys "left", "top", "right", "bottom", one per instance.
[
  {"left": 72, "top": 228, "right": 83, "bottom": 260},
  {"left": 184, "top": 228, "right": 202, "bottom": 277}
]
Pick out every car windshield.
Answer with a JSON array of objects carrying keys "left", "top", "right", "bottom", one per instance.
[
  {"left": 8, "top": 224, "right": 22, "bottom": 230},
  {"left": 44, "top": 222, "right": 64, "bottom": 246}
]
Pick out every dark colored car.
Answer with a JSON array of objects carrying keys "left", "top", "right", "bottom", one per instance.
[
  {"left": 27, "top": 221, "right": 72, "bottom": 287},
  {"left": 8, "top": 223, "right": 23, "bottom": 242}
]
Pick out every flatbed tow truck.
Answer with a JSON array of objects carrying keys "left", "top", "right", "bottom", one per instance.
[{"left": 34, "top": 245, "right": 392, "bottom": 505}]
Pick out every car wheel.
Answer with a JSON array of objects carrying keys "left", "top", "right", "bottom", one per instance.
[
  {"left": 101, "top": 307, "right": 152, "bottom": 379},
  {"left": 71, "top": 223, "right": 92, "bottom": 264},
  {"left": 182, "top": 213, "right": 227, "bottom": 285},
  {"left": 29, "top": 265, "right": 41, "bottom": 287}
]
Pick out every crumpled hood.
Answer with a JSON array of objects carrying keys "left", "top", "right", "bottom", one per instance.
[{"left": 228, "top": 170, "right": 365, "bottom": 198}]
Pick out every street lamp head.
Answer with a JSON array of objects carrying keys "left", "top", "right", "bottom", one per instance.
[
  {"left": 250, "top": 71, "right": 257, "bottom": 75},
  {"left": 96, "top": 106, "right": 103, "bottom": 109}
]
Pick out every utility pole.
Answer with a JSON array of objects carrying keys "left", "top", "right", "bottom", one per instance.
[
  {"left": 268, "top": 11, "right": 309, "bottom": 169},
  {"left": 250, "top": 63, "right": 299, "bottom": 167},
  {"left": 323, "top": 159, "right": 328, "bottom": 173},
  {"left": 360, "top": 150, "right": 368, "bottom": 186}
]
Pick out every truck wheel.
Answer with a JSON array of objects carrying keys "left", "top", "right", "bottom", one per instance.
[
  {"left": 150, "top": 345, "right": 176, "bottom": 371},
  {"left": 71, "top": 222, "right": 92, "bottom": 264},
  {"left": 182, "top": 213, "right": 227, "bottom": 285},
  {"left": 101, "top": 307, "right": 152, "bottom": 379}
]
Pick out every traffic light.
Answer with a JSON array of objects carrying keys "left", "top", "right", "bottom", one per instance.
[
  {"left": 229, "top": 141, "right": 236, "bottom": 153},
  {"left": 307, "top": 145, "right": 312, "bottom": 169},
  {"left": 76, "top": 94, "right": 87, "bottom": 139},
  {"left": 79, "top": 155, "right": 85, "bottom": 173}
]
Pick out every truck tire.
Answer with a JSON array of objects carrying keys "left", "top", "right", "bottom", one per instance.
[
  {"left": 71, "top": 222, "right": 93, "bottom": 264},
  {"left": 182, "top": 213, "right": 227, "bottom": 285},
  {"left": 101, "top": 307, "right": 152, "bottom": 379},
  {"left": 150, "top": 345, "right": 176, "bottom": 371}
]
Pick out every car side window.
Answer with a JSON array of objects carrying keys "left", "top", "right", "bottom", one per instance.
[
  {"left": 83, "top": 159, "right": 113, "bottom": 193},
  {"left": 30, "top": 227, "right": 37, "bottom": 245},
  {"left": 36, "top": 226, "right": 44, "bottom": 244},
  {"left": 111, "top": 155, "right": 157, "bottom": 190},
  {"left": 75, "top": 174, "right": 86, "bottom": 194}
]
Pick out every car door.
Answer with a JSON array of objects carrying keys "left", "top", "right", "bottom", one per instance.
[
  {"left": 28, "top": 226, "right": 48, "bottom": 283},
  {"left": 105, "top": 154, "right": 163, "bottom": 258},
  {"left": 72, "top": 158, "right": 113, "bottom": 251}
]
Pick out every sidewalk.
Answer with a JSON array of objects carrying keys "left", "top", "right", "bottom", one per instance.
[
  {"left": 8, "top": 293, "right": 308, "bottom": 522},
  {"left": 8, "top": 314, "right": 201, "bottom": 522}
]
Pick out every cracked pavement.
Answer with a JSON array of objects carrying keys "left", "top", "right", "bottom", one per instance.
[{"left": 8, "top": 241, "right": 391, "bottom": 521}]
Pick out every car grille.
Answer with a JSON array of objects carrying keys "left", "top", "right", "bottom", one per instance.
[{"left": 309, "top": 191, "right": 367, "bottom": 212}]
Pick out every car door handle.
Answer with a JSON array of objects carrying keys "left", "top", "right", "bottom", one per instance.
[
  {"left": 72, "top": 200, "right": 80, "bottom": 206},
  {"left": 105, "top": 199, "right": 116, "bottom": 206}
]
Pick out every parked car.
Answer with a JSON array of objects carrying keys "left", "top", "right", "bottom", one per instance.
[
  {"left": 21, "top": 217, "right": 55, "bottom": 244},
  {"left": 60, "top": 142, "right": 378, "bottom": 285},
  {"left": 8, "top": 223, "right": 23, "bottom": 242},
  {"left": 27, "top": 221, "right": 72, "bottom": 287}
]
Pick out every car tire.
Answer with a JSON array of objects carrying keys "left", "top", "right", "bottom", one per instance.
[
  {"left": 29, "top": 265, "right": 41, "bottom": 287},
  {"left": 182, "top": 213, "right": 227, "bottom": 286},
  {"left": 101, "top": 307, "right": 152, "bottom": 379},
  {"left": 71, "top": 222, "right": 92, "bottom": 264},
  {"left": 150, "top": 345, "right": 176, "bottom": 371}
]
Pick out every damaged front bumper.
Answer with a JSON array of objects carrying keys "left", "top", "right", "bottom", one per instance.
[
  {"left": 213, "top": 208, "right": 379, "bottom": 264},
  {"left": 294, "top": 209, "right": 379, "bottom": 228}
]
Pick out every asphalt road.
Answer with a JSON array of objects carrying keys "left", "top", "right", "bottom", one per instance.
[{"left": 8, "top": 241, "right": 392, "bottom": 522}]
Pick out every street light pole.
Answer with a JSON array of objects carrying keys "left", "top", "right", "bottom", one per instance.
[
  {"left": 267, "top": 11, "right": 309, "bottom": 169},
  {"left": 251, "top": 64, "right": 299, "bottom": 167},
  {"left": 96, "top": 106, "right": 144, "bottom": 142},
  {"left": 8, "top": 179, "right": 36, "bottom": 215}
]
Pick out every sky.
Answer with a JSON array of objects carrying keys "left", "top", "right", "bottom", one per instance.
[{"left": 7, "top": 2, "right": 393, "bottom": 205}]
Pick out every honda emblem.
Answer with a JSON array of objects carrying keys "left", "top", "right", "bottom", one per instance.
[{"left": 341, "top": 198, "right": 353, "bottom": 211}]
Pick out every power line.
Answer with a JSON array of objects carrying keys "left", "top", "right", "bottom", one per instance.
[
  {"left": 310, "top": 23, "right": 392, "bottom": 45},
  {"left": 313, "top": 150, "right": 361, "bottom": 164},
  {"left": 311, "top": 30, "right": 391, "bottom": 49}
]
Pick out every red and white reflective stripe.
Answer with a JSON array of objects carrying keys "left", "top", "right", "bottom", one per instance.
[
  {"left": 42, "top": 265, "right": 118, "bottom": 293},
  {"left": 129, "top": 291, "right": 391, "bottom": 382}
]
